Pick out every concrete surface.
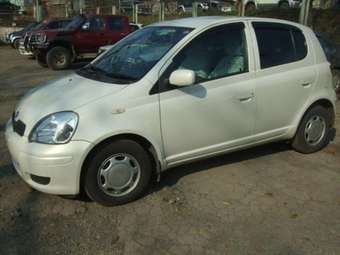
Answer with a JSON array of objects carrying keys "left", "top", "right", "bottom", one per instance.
[{"left": 0, "top": 46, "right": 340, "bottom": 255}]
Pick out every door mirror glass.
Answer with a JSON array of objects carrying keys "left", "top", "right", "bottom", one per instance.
[
  {"left": 81, "top": 22, "right": 90, "bottom": 31},
  {"left": 169, "top": 69, "right": 195, "bottom": 87}
]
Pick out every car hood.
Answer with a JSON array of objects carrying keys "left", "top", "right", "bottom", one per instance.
[
  {"left": 15, "top": 74, "right": 127, "bottom": 135},
  {"left": 11, "top": 31, "right": 23, "bottom": 37}
]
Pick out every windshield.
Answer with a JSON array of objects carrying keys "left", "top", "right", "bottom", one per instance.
[
  {"left": 65, "top": 16, "right": 86, "bottom": 30},
  {"left": 23, "top": 23, "right": 37, "bottom": 32},
  {"left": 34, "top": 22, "right": 45, "bottom": 30},
  {"left": 77, "top": 26, "right": 193, "bottom": 84}
]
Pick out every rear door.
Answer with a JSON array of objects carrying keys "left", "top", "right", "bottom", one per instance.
[{"left": 250, "top": 21, "right": 315, "bottom": 138}]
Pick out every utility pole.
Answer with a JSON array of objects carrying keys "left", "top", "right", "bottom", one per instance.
[
  {"left": 35, "top": 0, "right": 43, "bottom": 21},
  {"left": 159, "top": 0, "right": 165, "bottom": 21},
  {"left": 299, "top": 0, "right": 312, "bottom": 25}
]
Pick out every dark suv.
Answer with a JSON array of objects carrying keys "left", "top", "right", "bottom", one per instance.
[
  {"left": 29, "top": 15, "right": 136, "bottom": 70},
  {"left": 19, "top": 18, "right": 72, "bottom": 57}
]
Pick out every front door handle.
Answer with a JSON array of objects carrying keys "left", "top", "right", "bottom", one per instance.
[{"left": 238, "top": 93, "right": 254, "bottom": 102}]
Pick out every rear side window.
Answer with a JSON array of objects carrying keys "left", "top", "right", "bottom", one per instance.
[{"left": 253, "top": 22, "right": 307, "bottom": 69}]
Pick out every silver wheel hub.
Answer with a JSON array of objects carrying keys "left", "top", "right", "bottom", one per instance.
[
  {"left": 97, "top": 153, "right": 141, "bottom": 197},
  {"left": 304, "top": 115, "right": 326, "bottom": 146}
]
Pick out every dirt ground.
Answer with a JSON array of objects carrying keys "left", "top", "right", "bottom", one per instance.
[{"left": 0, "top": 46, "right": 340, "bottom": 255}]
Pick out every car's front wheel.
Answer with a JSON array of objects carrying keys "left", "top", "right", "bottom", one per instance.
[
  {"left": 46, "top": 46, "right": 71, "bottom": 70},
  {"left": 84, "top": 140, "right": 152, "bottom": 206},
  {"left": 292, "top": 105, "right": 333, "bottom": 153}
]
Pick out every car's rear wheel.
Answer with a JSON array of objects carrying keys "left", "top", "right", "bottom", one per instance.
[
  {"left": 36, "top": 53, "right": 48, "bottom": 68},
  {"left": 46, "top": 46, "right": 71, "bottom": 70},
  {"left": 84, "top": 140, "right": 152, "bottom": 206},
  {"left": 292, "top": 105, "right": 333, "bottom": 153}
]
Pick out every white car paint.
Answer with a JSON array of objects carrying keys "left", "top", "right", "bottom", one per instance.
[
  {"left": 5, "top": 16, "right": 336, "bottom": 196},
  {"left": 244, "top": 0, "right": 301, "bottom": 9}
]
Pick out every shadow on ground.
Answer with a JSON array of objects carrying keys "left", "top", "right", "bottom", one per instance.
[{"left": 154, "top": 142, "right": 290, "bottom": 191}]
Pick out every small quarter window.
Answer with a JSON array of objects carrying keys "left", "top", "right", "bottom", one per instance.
[{"left": 292, "top": 30, "right": 307, "bottom": 61}]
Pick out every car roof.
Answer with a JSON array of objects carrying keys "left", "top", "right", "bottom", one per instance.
[{"left": 150, "top": 16, "right": 306, "bottom": 30}]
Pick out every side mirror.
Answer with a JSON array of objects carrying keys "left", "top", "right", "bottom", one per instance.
[
  {"left": 169, "top": 69, "right": 195, "bottom": 87},
  {"left": 81, "top": 22, "right": 90, "bottom": 31}
]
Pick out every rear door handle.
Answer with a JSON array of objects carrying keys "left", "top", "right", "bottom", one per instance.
[{"left": 301, "top": 82, "right": 311, "bottom": 87}]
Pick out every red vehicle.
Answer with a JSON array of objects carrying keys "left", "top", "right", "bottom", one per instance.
[{"left": 29, "top": 15, "right": 137, "bottom": 70}]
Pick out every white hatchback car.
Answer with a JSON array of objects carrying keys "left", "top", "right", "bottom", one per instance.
[{"left": 5, "top": 17, "right": 337, "bottom": 206}]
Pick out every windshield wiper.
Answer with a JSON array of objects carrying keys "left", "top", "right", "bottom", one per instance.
[
  {"left": 77, "top": 64, "right": 137, "bottom": 84},
  {"left": 108, "top": 73, "right": 138, "bottom": 82}
]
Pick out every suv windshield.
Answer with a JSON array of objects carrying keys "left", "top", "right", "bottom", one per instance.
[
  {"left": 65, "top": 16, "right": 86, "bottom": 30},
  {"left": 77, "top": 26, "right": 193, "bottom": 84}
]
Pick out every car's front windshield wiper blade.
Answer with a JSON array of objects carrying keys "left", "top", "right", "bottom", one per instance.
[
  {"left": 108, "top": 73, "right": 138, "bottom": 82},
  {"left": 78, "top": 64, "right": 136, "bottom": 84}
]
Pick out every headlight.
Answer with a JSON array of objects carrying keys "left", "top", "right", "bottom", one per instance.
[
  {"left": 29, "top": 112, "right": 78, "bottom": 144},
  {"left": 36, "top": 32, "right": 46, "bottom": 43}
]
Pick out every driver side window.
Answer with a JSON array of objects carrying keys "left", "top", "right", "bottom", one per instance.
[
  {"left": 88, "top": 17, "right": 104, "bottom": 32},
  {"left": 158, "top": 22, "right": 248, "bottom": 93}
]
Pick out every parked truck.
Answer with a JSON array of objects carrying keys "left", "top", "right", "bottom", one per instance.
[{"left": 28, "top": 15, "right": 137, "bottom": 70}]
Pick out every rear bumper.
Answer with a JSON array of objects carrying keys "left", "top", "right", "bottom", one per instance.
[{"left": 5, "top": 119, "right": 91, "bottom": 195}]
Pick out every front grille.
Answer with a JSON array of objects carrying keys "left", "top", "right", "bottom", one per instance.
[
  {"left": 29, "top": 34, "right": 39, "bottom": 44},
  {"left": 12, "top": 112, "right": 26, "bottom": 136},
  {"left": 23, "top": 34, "right": 29, "bottom": 49}
]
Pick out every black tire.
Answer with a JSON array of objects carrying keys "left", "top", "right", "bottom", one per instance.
[
  {"left": 84, "top": 140, "right": 152, "bottom": 206},
  {"left": 46, "top": 46, "right": 71, "bottom": 70},
  {"left": 292, "top": 105, "right": 333, "bottom": 154},
  {"left": 245, "top": 2, "right": 256, "bottom": 14},
  {"left": 279, "top": 1, "right": 290, "bottom": 9},
  {"left": 12, "top": 39, "right": 20, "bottom": 49},
  {"left": 36, "top": 54, "right": 48, "bottom": 68}
]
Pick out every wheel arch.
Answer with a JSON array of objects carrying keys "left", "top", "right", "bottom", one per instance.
[
  {"left": 290, "top": 97, "right": 336, "bottom": 139},
  {"left": 304, "top": 98, "right": 335, "bottom": 125},
  {"left": 79, "top": 133, "right": 163, "bottom": 194},
  {"left": 47, "top": 40, "right": 75, "bottom": 58}
]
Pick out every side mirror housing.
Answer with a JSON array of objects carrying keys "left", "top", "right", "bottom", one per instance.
[
  {"left": 169, "top": 69, "right": 195, "bottom": 87},
  {"left": 81, "top": 22, "right": 90, "bottom": 31}
]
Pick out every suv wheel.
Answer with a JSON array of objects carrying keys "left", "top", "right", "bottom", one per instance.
[
  {"left": 292, "top": 105, "right": 333, "bottom": 153},
  {"left": 36, "top": 54, "right": 48, "bottom": 68},
  {"left": 46, "top": 46, "right": 71, "bottom": 70},
  {"left": 84, "top": 140, "right": 152, "bottom": 206}
]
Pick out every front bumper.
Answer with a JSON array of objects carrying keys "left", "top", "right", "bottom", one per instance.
[
  {"left": 18, "top": 42, "right": 33, "bottom": 56},
  {"left": 4, "top": 119, "right": 91, "bottom": 195}
]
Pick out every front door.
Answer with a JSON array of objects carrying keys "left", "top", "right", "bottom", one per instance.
[
  {"left": 74, "top": 16, "right": 107, "bottom": 53},
  {"left": 159, "top": 23, "right": 257, "bottom": 165}
]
